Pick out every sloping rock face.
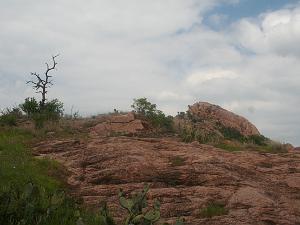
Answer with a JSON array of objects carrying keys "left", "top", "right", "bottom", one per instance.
[
  {"left": 188, "top": 102, "right": 260, "bottom": 137},
  {"left": 34, "top": 136, "right": 300, "bottom": 225},
  {"left": 90, "top": 112, "right": 145, "bottom": 136}
]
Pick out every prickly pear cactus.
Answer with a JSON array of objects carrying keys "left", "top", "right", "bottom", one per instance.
[{"left": 118, "top": 184, "right": 160, "bottom": 225}]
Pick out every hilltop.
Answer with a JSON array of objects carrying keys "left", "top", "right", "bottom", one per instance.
[
  {"left": 28, "top": 102, "right": 300, "bottom": 224},
  {"left": 0, "top": 102, "right": 300, "bottom": 225}
]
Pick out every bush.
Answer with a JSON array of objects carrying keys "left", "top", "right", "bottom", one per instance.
[
  {"left": 219, "top": 126, "right": 246, "bottom": 142},
  {"left": 0, "top": 107, "right": 23, "bottom": 126},
  {"left": 180, "top": 126, "right": 220, "bottom": 144},
  {"left": 0, "top": 113, "right": 17, "bottom": 126},
  {"left": 0, "top": 183, "right": 80, "bottom": 225},
  {"left": 20, "top": 97, "right": 39, "bottom": 117},
  {"left": 131, "top": 98, "right": 173, "bottom": 132},
  {"left": 42, "top": 99, "right": 64, "bottom": 121},
  {"left": 247, "top": 135, "right": 268, "bottom": 146},
  {"left": 20, "top": 97, "right": 64, "bottom": 128}
]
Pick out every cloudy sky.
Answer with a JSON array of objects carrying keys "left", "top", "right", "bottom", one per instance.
[{"left": 0, "top": 0, "right": 300, "bottom": 145}]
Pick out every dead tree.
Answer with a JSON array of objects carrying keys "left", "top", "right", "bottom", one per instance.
[{"left": 27, "top": 55, "right": 59, "bottom": 108}]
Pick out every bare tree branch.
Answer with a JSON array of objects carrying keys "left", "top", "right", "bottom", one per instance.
[{"left": 27, "top": 54, "right": 59, "bottom": 107}]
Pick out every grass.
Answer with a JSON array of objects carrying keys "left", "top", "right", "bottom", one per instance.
[
  {"left": 0, "top": 128, "right": 64, "bottom": 194},
  {"left": 215, "top": 143, "right": 241, "bottom": 152},
  {"left": 169, "top": 156, "right": 186, "bottom": 167},
  {"left": 199, "top": 202, "right": 228, "bottom": 218},
  {"left": 215, "top": 139, "right": 288, "bottom": 154},
  {"left": 0, "top": 127, "right": 107, "bottom": 225}
]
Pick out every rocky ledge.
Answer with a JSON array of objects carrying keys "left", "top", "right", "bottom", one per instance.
[{"left": 34, "top": 136, "right": 300, "bottom": 225}]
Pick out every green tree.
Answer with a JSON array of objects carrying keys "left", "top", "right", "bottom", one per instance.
[
  {"left": 131, "top": 98, "right": 173, "bottom": 132},
  {"left": 131, "top": 98, "right": 157, "bottom": 117},
  {"left": 19, "top": 97, "right": 39, "bottom": 117}
]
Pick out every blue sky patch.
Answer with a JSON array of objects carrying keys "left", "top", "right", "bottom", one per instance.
[{"left": 204, "top": 0, "right": 299, "bottom": 29}]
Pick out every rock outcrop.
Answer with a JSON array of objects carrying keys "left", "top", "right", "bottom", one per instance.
[
  {"left": 188, "top": 102, "right": 260, "bottom": 137},
  {"left": 90, "top": 112, "right": 145, "bottom": 136},
  {"left": 34, "top": 136, "right": 300, "bottom": 225}
]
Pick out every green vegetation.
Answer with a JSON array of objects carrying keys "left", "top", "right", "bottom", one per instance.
[
  {"left": 169, "top": 156, "right": 186, "bottom": 167},
  {"left": 180, "top": 127, "right": 220, "bottom": 144},
  {"left": 0, "top": 107, "right": 23, "bottom": 127},
  {"left": 247, "top": 134, "right": 268, "bottom": 146},
  {"left": 218, "top": 126, "right": 245, "bottom": 142},
  {"left": 20, "top": 97, "right": 40, "bottom": 117},
  {"left": 199, "top": 202, "right": 228, "bottom": 218},
  {"left": 19, "top": 97, "right": 64, "bottom": 128},
  {"left": 118, "top": 184, "right": 160, "bottom": 225},
  {"left": 215, "top": 142, "right": 242, "bottom": 152},
  {"left": 0, "top": 128, "right": 62, "bottom": 191},
  {"left": 215, "top": 139, "right": 289, "bottom": 153},
  {"left": 131, "top": 98, "right": 173, "bottom": 132},
  {"left": 0, "top": 128, "right": 81, "bottom": 225},
  {"left": 0, "top": 183, "right": 81, "bottom": 225},
  {"left": 178, "top": 118, "right": 287, "bottom": 154}
]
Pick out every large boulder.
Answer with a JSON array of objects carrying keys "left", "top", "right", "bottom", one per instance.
[{"left": 188, "top": 102, "right": 260, "bottom": 137}]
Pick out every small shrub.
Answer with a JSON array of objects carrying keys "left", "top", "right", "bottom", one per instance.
[
  {"left": 0, "top": 113, "right": 17, "bottom": 126},
  {"left": 219, "top": 126, "right": 245, "bottom": 142},
  {"left": 180, "top": 126, "right": 220, "bottom": 144},
  {"left": 247, "top": 135, "right": 268, "bottom": 146},
  {"left": 199, "top": 202, "right": 228, "bottom": 218},
  {"left": 0, "top": 107, "right": 22, "bottom": 126},
  {"left": 180, "top": 127, "right": 195, "bottom": 143}
]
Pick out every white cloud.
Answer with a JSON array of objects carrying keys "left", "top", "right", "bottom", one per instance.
[
  {"left": 232, "top": 6, "right": 300, "bottom": 57},
  {"left": 186, "top": 69, "right": 238, "bottom": 85}
]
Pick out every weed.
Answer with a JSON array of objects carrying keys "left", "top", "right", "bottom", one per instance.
[
  {"left": 215, "top": 143, "right": 241, "bottom": 152},
  {"left": 169, "top": 156, "right": 186, "bottom": 167},
  {"left": 199, "top": 202, "right": 228, "bottom": 218}
]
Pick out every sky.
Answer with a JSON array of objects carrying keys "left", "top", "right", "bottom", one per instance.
[{"left": 0, "top": 0, "right": 300, "bottom": 146}]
